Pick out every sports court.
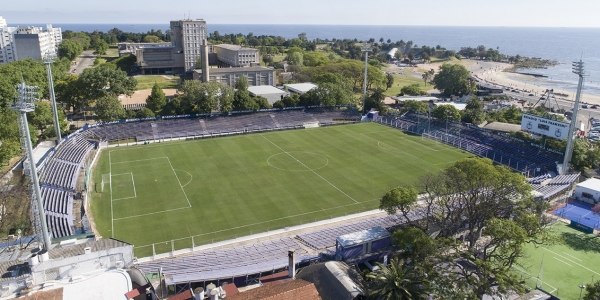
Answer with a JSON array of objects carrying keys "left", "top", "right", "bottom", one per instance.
[
  {"left": 514, "top": 222, "right": 600, "bottom": 299},
  {"left": 552, "top": 201, "right": 600, "bottom": 230}
]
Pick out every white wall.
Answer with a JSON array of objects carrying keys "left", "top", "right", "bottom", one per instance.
[{"left": 574, "top": 185, "right": 600, "bottom": 205}]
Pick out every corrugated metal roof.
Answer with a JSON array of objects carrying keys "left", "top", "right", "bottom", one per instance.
[
  {"left": 336, "top": 226, "right": 390, "bottom": 248},
  {"left": 49, "top": 238, "right": 130, "bottom": 259},
  {"left": 248, "top": 85, "right": 287, "bottom": 96}
]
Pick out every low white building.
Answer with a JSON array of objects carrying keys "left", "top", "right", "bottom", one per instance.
[
  {"left": 573, "top": 178, "right": 600, "bottom": 205},
  {"left": 248, "top": 85, "right": 288, "bottom": 105},
  {"left": 284, "top": 83, "right": 318, "bottom": 95}
]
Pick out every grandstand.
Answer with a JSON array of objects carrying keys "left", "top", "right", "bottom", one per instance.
[
  {"left": 86, "top": 107, "right": 360, "bottom": 142},
  {"left": 376, "top": 111, "right": 563, "bottom": 175},
  {"left": 36, "top": 135, "right": 97, "bottom": 238}
]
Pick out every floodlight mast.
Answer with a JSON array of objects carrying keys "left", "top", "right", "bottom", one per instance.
[
  {"left": 562, "top": 60, "right": 585, "bottom": 174},
  {"left": 43, "top": 52, "right": 62, "bottom": 142},
  {"left": 11, "top": 83, "right": 52, "bottom": 251},
  {"left": 361, "top": 43, "right": 372, "bottom": 115}
]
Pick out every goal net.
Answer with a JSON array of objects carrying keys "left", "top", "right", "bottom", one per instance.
[
  {"left": 101, "top": 173, "right": 111, "bottom": 192},
  {"left": 303, "top": 121, "right": 320, "bottom": 129}
]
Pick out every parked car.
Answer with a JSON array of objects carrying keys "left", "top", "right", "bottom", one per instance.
[
  {"left": 592, "top": 105, "right": 598, "bottom": 109},
  {"left": 528, "top": 93, "right": 534, "bottom": 96},
  {"left": 583, "top": 104, "right": 589, "bottom": 108}
]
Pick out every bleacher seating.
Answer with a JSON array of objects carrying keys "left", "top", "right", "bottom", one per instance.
[
  {"left": 379, "top": 112, "right": 563, "bottom": 174},
  {"left": 86, "top": 108, "right": 360, "bottom": 142},
  {"left": 137, "top": 237, "right": 315, "bottom": 284}
]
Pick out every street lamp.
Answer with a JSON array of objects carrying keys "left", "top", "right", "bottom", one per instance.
[
  {"left": 579, "top": 284, "right": 585, "bottom": 300},
  {"left": 11, "top": 83, "right": 52, "bottom": 251},
  {"left": 361, "top": 43, "right": 372, "bottom": 115},
  {"left": 43, "top": 51, "right": 62, "bottom": 142}
]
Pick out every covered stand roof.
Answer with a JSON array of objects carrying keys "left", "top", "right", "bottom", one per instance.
[{"left": 336, "top": 226, "right": 390, "bottom": 248}]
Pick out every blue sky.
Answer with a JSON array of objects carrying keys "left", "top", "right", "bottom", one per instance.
[{"left": 3, "top": 0, "right": 600, "bottom": 27}]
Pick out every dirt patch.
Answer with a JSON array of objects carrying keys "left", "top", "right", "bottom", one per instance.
[{"left": 119, "top": 89, "right": 178, "bottom": 105}]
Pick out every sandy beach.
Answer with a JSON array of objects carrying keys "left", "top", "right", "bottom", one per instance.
[{"left": 463, "top": 60, "right": 600, "bottom": 105}]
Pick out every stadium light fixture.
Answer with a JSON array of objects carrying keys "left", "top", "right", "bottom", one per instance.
[
  {"left": 562, "top": 60, "right": 585, "bottom": 174},
  {"left": 43, "top": 51, "right": 62, "bottom": 142},
  {"left": 11, "top": 83, "right": 52, "bottom": 251},
  {"left": 361, "top": 43, "right": 372, "bottom": 115}
]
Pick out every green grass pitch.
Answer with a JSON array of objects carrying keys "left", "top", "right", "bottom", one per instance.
[
  {"left": 514, "top": 222, "right": 600, "bottom": 299},
  {"left": 90, "top": 122, "right": 472, "bottom": 257}
]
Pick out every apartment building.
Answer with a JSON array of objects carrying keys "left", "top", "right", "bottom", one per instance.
[
  {"left": 0, "top": 16, "right": 62, "bottom": 63},
  {"left": 169, "top": 19, "right": 207, "bottom": 71}
]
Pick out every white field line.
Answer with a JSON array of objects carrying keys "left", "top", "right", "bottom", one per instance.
[
  {"left": 360, "top": 131, "right": 445, "bottom": 152},
  {"left": 112, "top": 196, "right": 136, "bottom": 201},
  {"left": 133, "top": 198, "right": 381, "bottom": 248},
  {"left": 113, "top": 206, "right": 191, "bottom": 221},
  {"left": 542, "top": 247, "right": 600, "bottom": 276},
  {"left": 110, "top": 156, "right": 169, "bottom": 165},
  {"left": 361, "top": 133, "right": 458, "bottom": 166},
  {"left": 109, "top": 151, "right": 114, "bottom": 238},
  {"left": 563, "top": 252, "right": 582, "bottom": 261},
  {"left": 130, "top": 173, "right": 137, "bottom": 198},
  {"left": 111, "top": 173, "right": 133, "bottom": 176},
  {"left": 175, "top": 169, "right": 193, "bottom": 187},
  {"left": 512, "top": 265, "right": 558, "bottom": 292},
  {"left": 553, "top": 257, "right": 573, "bottom": 266},
  {"left": 261, "top": 135, "right": 358, "bottom": 204},
  {"left": 166, "top": 157, "right": 192, "bottom": 207}
]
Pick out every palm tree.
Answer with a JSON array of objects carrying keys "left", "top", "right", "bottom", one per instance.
[{"left": 366, "top": 258, "right": 430, "bottom": 300}]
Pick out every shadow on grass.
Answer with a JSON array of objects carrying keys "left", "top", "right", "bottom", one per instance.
[{"left": 561, "top": 231, "right": 600, "bottom": 254}]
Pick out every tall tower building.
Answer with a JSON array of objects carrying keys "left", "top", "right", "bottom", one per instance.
[
  {"left": 0, "top": 16, "right": 17, "bottom": 64},
  {"left": 169, "top": 19, "right": 207, "bottom": 72}
]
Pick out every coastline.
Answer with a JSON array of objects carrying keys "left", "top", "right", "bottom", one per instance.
[{"left": 461, "top": 60, "right": 600, "bottom": 105}]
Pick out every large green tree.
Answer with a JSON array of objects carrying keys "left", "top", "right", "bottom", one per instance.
[
  {"left": 379, "top": 157, "right": 553, "bottom": 299},
  {"left": 77, "top": 66, "right": 137, "bottom": 102},
  {"left": 94, "top": 95, "right": 126, "bottom": 121},
  {"left": 431, "top": 63, "right": 471, "bottom": 96},
  {"left": 145, "top": 83, "right": 167, "bottom": 114},
  {"left": 584, "top": 280, "right": 600, "bottom": 300},
  {"left": 58, "top": 39, "right": 84, "bottom": 61},
  {"left": 94, "top": 39, "right": 108, "bottom": 55},
  {"left": 432, "top": 104, "right": 460, "bottom": 121}
]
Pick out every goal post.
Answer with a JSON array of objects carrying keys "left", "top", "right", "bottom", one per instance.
[{"left": 101, "top": 173, "right": 111, "bottom": 192}]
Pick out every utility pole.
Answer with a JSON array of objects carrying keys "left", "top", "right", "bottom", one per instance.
[
  {"left": 361, "top": 43, "right": 372, "bottom": 115},
  {"left": 11, "top": 83, "right": 52, "bottom": 251},
  {"left": 562, "top": 60, "right": 585, "bottom": 174},
  {"left": 43, "top": 52, "right": 62, "bottom": 142}
]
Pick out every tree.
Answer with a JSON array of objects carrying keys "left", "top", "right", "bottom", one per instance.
[
  {"left": 400, "top": 84, "right": 425, "bottom": 96},
  {"left": 146, "top": 83, "right": 167, "bottom": 114},
  {"left": 77, "top": 67, "right": 137, "bottom": 102},
  {"left": 422, "top": 69, "right": 434, "bottom": 86},
  {"left": 94, "top": 39, "right": 108, "bottom": 55},
  {"left": 29, "top": 102, "right": 54, "bottom": 132},
  {"left": 386, "top": 73, "right": 394, "bottom": 90},
  {"left": 431, "top": 63, "right": 471, "bottom": 96},
  {"left": 462, "top": 97, "right": 485, "bottom": 125},
  {"left": 58, "top": 39, "right": 83, "bottom": 61},
  {"left": 289, "top": 52, "right": 304, "bottom": 66},
  {"left": 254, "top": 96, "right": 271, "bottom": 109},
  {"left": 136, "top": 107, "right": 155, "bottom": 118},
  {"left": 366, "top": 258, "right": 430, "bottom": 300},
  {"left": 143, "top": 35, "right": 160, "bottom": 43},
  {"left": 379, "top": 157, "right": 552, "bottom": 299},
  {"left": 178, "top": 80, "right": 234, "bottom": 114},
  {"left": 94, "top": 95, "right": 125, "bottom": 121},
  {"left": 432, "top": 104, "right": 460, "bottom": 121},
  {"left": 303, "top": 52, "right": 329, "bottom": 67},
  {"left": 402, "top": 100, "right": 429, "bottom": 114},
  {"left": 584, "top": 280, "right": 600, "bottom": 300}
]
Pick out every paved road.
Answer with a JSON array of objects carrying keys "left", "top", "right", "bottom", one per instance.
[{"left": 70, "top": 50, "right": 95, "bottom": 75}]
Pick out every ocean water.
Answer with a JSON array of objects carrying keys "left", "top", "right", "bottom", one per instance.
[{"left": 16, "top": 23, "right": 600, "bottom": 95}]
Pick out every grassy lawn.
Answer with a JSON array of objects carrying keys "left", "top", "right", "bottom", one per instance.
[
  {"left": 385, "top": 74, "right": 432, "bottom": 96},
  {"left": 134, "top": 75, "right": 179, "bottom": 90},
  {"left": 514, "top": 222, "right": 600, "bottom": 299},
  {"left": 90, "top": 123, "right": 472, "bottom": 257}
]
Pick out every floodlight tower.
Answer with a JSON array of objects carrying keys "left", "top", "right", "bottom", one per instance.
[
  {"left": 11, "top": 83, "right": 52, "bottom": 251},
  {"left": 562, "top": 60, "right": 586, "bottom": 174},
  {"left": 43, "top": 51, "right": 62, "bottom": 142},
  {"left": 361, "top": 43, "right": 372, "bottom": 115}
]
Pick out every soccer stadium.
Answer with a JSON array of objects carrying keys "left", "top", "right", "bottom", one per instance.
[{"left": 33, "top": 105, "right": 586, "bottom": 292}]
